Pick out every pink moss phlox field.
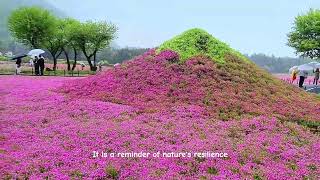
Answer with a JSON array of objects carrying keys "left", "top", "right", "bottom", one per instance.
[{"left": 1, "top": 49, "right": 320, "bottom": 179}]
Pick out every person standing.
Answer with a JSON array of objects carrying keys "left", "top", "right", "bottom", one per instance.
[
  {"left": 313, "top": 68, "right": 320, "bottom": 86},
  {"left": 299, "top": 70, "right": 304, "bottom": 88},
  {"left": 34, "top": 56, "right": 40, "bottom": 76},
  {"left": 291, "top": 69, "right": 298, "bottom": 84},
  {"left": 81, "top": 63, "right": 85, "bottom": 70},
  {"left": 38, "top": 55, "right": 45, "bottom": 76},
  {"left": 99, "top": 64, "right": 102, "bottom": 72},
  {"left": 299, "top": 70, "right": 308, "bottom": 88},
  {"left": 29, "top": 58, "right": 34, "bottom": 67},
  {"left": 304, "top": 71, "right": 309, "bottom": 80},
  {"left": 15, "top": 57, "right": 22, "bottom": 75}
]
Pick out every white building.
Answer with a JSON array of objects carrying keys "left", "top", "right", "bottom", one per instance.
[
  {"left": 5, "top": 51, "right": 13, "bottom": 57},
  {"left": 0, "top": 52, "right": 3, "bottom": 56}
]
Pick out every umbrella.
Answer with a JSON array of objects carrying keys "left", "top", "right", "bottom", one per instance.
[
  {"left": 307, "top": 61, "right": 320, "bottom": 68},
  {"left": 11, "top": 54, "right": 27, "bottom": 60},
  {"left": 27, "top": 49, "right": 45, "bottom": 57},
  {"left": 298, "top": 64, "right": 314, "bottom": 71},
  {"left": 289, "top": 66, "right": 298, "bottom": 73},
  {"left": 315, "top": 63, "right": 320, "bottom": 68}
]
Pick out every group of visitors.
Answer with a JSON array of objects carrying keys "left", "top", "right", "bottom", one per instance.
[
  {"left": 30, "top": 55, "right": 45, "bottom": 76},
  {"left": 292, "top": 68, "right": 320, "bottom": 87},
  {"left": 15, "top": 54, "right": 45, "bottom": 76}
]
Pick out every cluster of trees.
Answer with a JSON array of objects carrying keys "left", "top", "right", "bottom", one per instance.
[
  {"left": 97, "top": 47, "right": 149, "bottom": 64},
  {"left": 247, "top": 54, "right": 312, "bottom": 73},
  {"left": 7, "top": 6, "right": 117, "bottom": 71}
]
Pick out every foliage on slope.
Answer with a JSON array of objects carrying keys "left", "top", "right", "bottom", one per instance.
[{"left": 157, "top": 28, "right": 248, "bottom": 64}]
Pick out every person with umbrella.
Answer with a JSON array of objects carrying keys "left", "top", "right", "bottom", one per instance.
[
  {"left": 27, "top": 49, "right": 45, "bottom": 76},
  {"left": 297, "top": 64, "right": 314, "bottom": 88},
  {"left": 38, "top": 55, "right": 45, "bottom": 76},
  {"left": 16, "top": 57, "right": 22, "bottom": 74},
  {"left": 289, "top": 66, "right": 299, "bottom": 84},
  {"left": 298, "top": 70, "right": 305, "bottom": 88},
  {"left": 306, "top": 62, "right": 320, "bottom": 86},
  {"left": 33, "top": 56, "right": 40, "bottom": 76},
  {"left": 11, "top": 54, "right": 27, "bottom": 75}
]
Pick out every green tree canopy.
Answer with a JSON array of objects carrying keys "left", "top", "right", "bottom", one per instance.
[
  {"left": 7, "top": 6, "right": 118, "bottom": 71},
  {"left": 63, "top": 18, "right": 81, "bottom": 71},
  {"left": 72, "top": 21, "right": 118, "bottom": 70},
  {"left": 288, "top": 9, "right": 320, "bottom": 60},
  {"left": 63, "top": 18, "right": 81, "bottom": 49},
  {"left": 41, "top": 18, "right": 66, "bottom": 70},
  {"left": 7, "top": 6, "right": 56, "bottom": 48}
]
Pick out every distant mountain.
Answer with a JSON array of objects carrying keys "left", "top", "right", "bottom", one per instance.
[
  {"left": 0, "top": 0, "right": 65, "bottom": 41},
  {"left": 247, "top": 53, "right": 313, "bottom": 73}
]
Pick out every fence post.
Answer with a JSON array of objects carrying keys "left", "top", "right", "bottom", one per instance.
[
  {"left": 78, "top": 70, "right": 80, "bottom": 77},
  {"left": 64, "top": 69, "right": 66, "bottom": 77},
  {"left": 71, "top": 70, "right": 74, "bottom": 77},
  {"left": 32, "top": 67, "right": 34, "bottom": 75}
]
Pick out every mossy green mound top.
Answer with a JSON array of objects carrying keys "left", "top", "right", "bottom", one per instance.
[{"left": 157, "top": 28, "right": 247, "bottom": 64}]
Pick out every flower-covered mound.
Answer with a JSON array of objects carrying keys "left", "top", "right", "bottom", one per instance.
[{"left": 62, "top": 49, "right": 320, "bottom": 125}]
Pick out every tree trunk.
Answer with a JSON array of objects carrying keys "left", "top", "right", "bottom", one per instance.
[
  {"left": 82, "top": 47, "right": 97, "bottom": 71},
  {"left": 72, "top": 48, "right": 78, "bottom": 71},
  {"left": 86, "top": 56, "right": 94, "bottom": 70},
  {"left": 64, "top": 49, "right": 71, "bottom": 71},
  {"left": 53, "top": 57, "right": 57, "bottom": 71},
  {"left": 93, "top": 52, "right": 97, "bottom": 67},
  {"left": 52, "top": 50, "right": 62, "bottom": 71}
]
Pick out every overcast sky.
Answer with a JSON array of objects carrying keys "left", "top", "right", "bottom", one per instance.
[{"left": 48, "top": 0, "right": 320, "bottom": 57}]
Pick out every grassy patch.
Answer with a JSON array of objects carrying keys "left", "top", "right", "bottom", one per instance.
[
  {"left": 70, "top": 170, "right": 84, "bottom": 179},
  {"left": 207, "top": 167, "right": 218, "bottom": 175},
  {"left": 157, "top": 28, "right": 248, "bottom": 64},
  {"left": 105, "top": 165, "right": 119, "bottom": 179},
  {"left": 253, "top": 173, "right": 263, "bottom": 180},
  {"left": 297, "top": 120, "right": 320, "bottom": 133}
]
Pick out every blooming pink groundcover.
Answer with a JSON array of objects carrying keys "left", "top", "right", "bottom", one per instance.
[{"left": 0, "top": 75, "right": 319, "bottom": 179}]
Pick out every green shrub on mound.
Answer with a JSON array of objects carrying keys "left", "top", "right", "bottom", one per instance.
[{"left": 157, "top": 28, "right": 248, "bottom": 64}]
